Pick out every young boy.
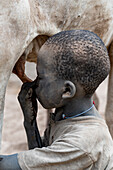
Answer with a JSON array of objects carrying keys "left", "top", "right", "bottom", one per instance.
[{"left": 0, "top": 30, "right": 113, "bottom": 169}]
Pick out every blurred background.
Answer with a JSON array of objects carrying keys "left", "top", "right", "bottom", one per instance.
[{"left": 1, "top": 62, "right": 108, "bottom": 154}]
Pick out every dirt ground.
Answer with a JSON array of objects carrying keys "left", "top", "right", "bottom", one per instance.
[{"left": 1, "top": 62, "right": 108, "bottom": 154}]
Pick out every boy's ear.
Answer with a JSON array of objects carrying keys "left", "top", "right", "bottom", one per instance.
[{"left": 62, "top": 81, "right": 76, "bottom": 99}]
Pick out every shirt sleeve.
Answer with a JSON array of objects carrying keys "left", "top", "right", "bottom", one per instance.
[{"left": 18, "top": 139, "right": 93, "bottom": 170}]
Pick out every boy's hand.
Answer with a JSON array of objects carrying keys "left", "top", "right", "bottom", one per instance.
[
  {"left": 18, "top": 81, "right": 37, "bottom": 124},
  {"left": 18, "top": 81, "right": 42, "bottom": 149}
]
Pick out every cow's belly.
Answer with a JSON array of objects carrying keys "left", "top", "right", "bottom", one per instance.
[
  {"left": 26, "top": 0, "right": 113, "bottom": 63},
  {"left": 36, "top": 0, "right": 113, "bottom": 47},
  {"left": 74, "top": 0, "right": 113, "bottom": 47},
  {"left": 59, "top": 0, "right": 113, "bottom": 47}
]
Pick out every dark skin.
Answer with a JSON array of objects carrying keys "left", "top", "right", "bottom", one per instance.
[
  {"left": 0, "top": 81, "right": 42, "bottom": 170},
  {"left": 0, "top": 46, "right": 100, "bottom": 169},
  {"left": 18, "top": 81, "right": 42, "bottom": 149}
]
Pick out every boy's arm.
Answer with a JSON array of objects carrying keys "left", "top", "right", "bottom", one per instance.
[
  {"left": 18, "top": 82, "right": 42, "bottom": 149},
  {"left": 24, "top": 120, "right": 42, "bottom": 149},
  {"left": 0, "top": 82, "right": 42, "bottom": 170}
]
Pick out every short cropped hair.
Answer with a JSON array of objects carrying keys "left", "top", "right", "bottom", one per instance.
[{"left": 44, "top": 30, "right": 110, "bottom": 96}]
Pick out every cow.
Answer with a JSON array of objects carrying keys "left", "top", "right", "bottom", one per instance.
[{"left": 1, "top": 0, "right": 113, "bottom": 148}]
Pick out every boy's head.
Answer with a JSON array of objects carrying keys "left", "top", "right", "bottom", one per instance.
[{"left": 35, "top": 30, "right": 110, "bottom": 109}]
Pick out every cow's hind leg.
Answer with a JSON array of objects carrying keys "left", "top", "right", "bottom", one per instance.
[
  {"left": 105, "top": 41, "right": 113, "bottom": 138},
  {"left": 0, "top": 50, "right": 22, "bottom": 150},
  {"left": 0, "top": 86, "right": 6, "bottom": 151},
  {"left": 0, "top": 62, "right": 14, "bottom": 150}
]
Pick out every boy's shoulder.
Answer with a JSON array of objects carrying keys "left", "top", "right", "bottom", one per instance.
[
  {"left": 49, "top": 116, "right": 113, "bottom": 168},
  {"left": 51, "top": 116, "right": 113, "bottom": 158}
]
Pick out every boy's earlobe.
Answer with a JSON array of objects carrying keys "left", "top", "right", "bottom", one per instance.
[{"left": 62, "top": 81, "right": 76, "bottom": 99}]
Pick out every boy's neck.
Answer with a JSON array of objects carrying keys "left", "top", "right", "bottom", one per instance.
[{"left": 54, "top": 97, "right": 101, "bottom": 121}]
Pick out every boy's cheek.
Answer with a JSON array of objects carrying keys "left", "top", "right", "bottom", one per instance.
[
  {"left": 34, "top": 88, "right": 54, "bottom": 109},
  {"left": 35, "top": 87, "right": 45, "bottom": 101}
]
